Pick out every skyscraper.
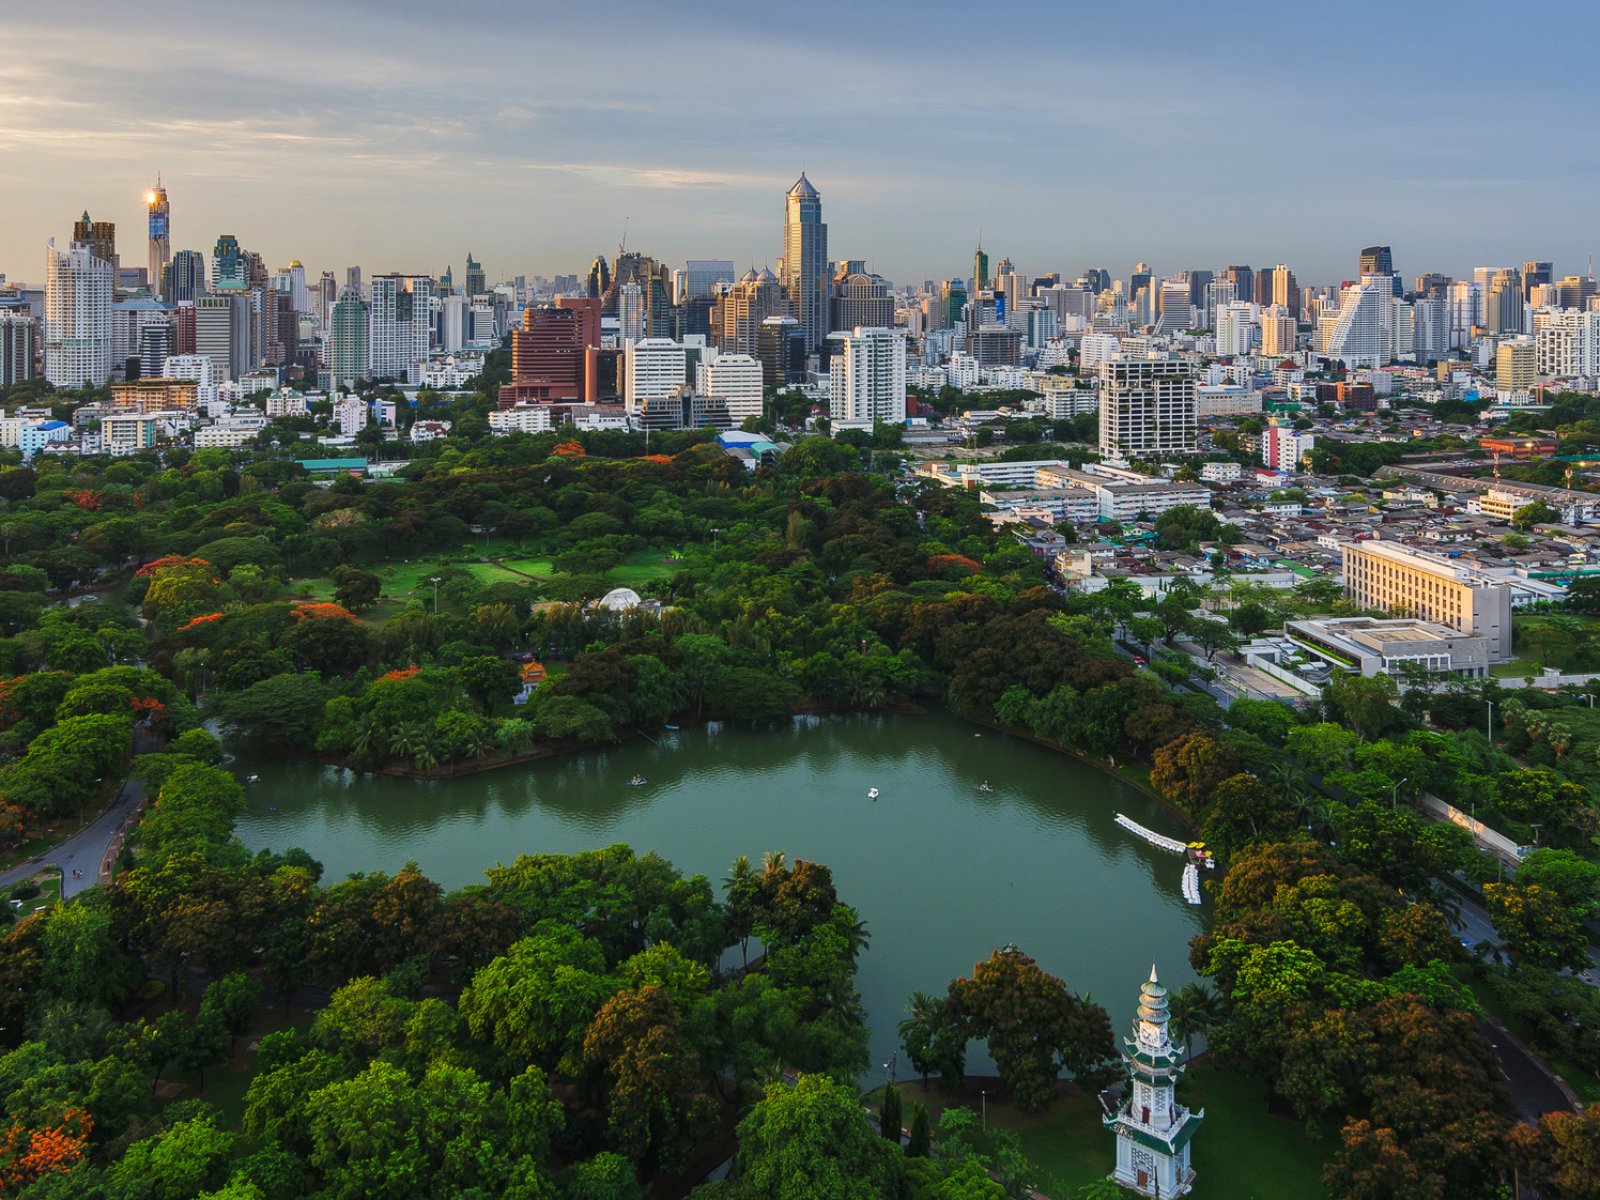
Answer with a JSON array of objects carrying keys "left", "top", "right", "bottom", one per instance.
[
  {"left": 369, "top": 274, "right": 433, "bottom": 381},
  {"left": 1521, "top": 261, "right": 1554, "bottom": 303},
  {"left": 44, "top": 239, "right": 114, "bottom": 388},
  {"left": 780, "top": 174, "right": 827, "bottom": 353},
  {"left": 973, "top": 244, "right": 990, "bottom": 294},
  {"left": 1264, "top": 264, "right": 1300, "bottom": 317},
  {"left": 683, "top": 260, "right": 735, "bottom": 301},
  {"left": 72, "top": 212, "right": 117, "bottom": 275},
  {"left": 714, "top": 268, "right": 789, "bottom": 357},
  {"left": 194, "top": 293, "right": 251, "bottom": 381},
  {"left": 162, "top": 250, "right": 205, "bottom": 304},
  {"left": 1223, "top": 266, "right": 1253, "bottom": 312},
  {"left": 1358, "top": 245, "right": 1393, "bottom": 278},
  {"left": 1324, "top": 277, "right": 1394, "bottom": 367},
  {"left": 465, "top": 253, "right": 485, "bottom": 298},
  {"left": 830, "top": 268, "right": 894, "bottom": 333},
  {"left": 0, "top": 311, "right": 36, "bottom": 387},
  {"left": 146, "top": 182, "right": 170, "bottom": 292},
  {"left": 211, "top": 235, "right": 246, "bottom": 291},
  {"left": 1484, "top": 268, "right": 1524, "bottom": 335},
  {"left": 328, "top": 294, "right": 370, "bottom": 388},
  {"left": 586, "top": 255, "right": 611, "bottom": 300},
  {"left": 618, "top": 283, "right": 646, "bottom": 343}
]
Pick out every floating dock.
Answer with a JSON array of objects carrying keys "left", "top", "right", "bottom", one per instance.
[
  {"left": 1113, "top": 813, "right": 1188, "bottom": 855},
  {"left": 1181, "top": 863, "right": 1202, "bottom": 906}
]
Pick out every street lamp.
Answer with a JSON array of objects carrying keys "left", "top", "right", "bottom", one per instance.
[
  {"left": 980, "top": 1089, "right": 987, "bottom": 1131},
  {"left": 711, "top": 527, "right": 720, "bottom": 550},
  {"left": 1392, "top": 777, "right": 1408, "bottom": 810},
  {"left": 428, "top": 576, "right": 440, "bottom": 614},
  {"left": 1486, "top": 700, "right": 1495, "bottom": 742}
]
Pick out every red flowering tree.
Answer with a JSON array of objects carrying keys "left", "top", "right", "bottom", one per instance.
[
  {"left": 926, "top": 554, "right": 983, "bottom": 579},
  {"left": 551, "top": 439, "right": 588, "bottom": 458},
  {"left": 0, "top": 1108, "right": 91, "bottom": 1193}
]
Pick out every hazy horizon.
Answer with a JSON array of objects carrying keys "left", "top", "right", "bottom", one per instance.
[{"left": 4, "top": 0, "right": 1595, "bottom": 290}]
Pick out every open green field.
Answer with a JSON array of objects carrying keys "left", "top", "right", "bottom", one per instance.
[
  {"left": 872, "top": 1061, "right": 1326, "bottom": 1199},
  {"left": 4, "top": 868, "right": 62, "bottom": 922}
]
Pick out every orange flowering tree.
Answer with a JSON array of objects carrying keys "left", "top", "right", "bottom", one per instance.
[
  {"left": 141, "top": 557, "right": 221, "bottom": 629},
  {"left": 176, "top": 612, "right": 224, "bottom": 634},
  {"left": 926, "top": 554, "right": 983, "bottom": 579},
  {"left": 291, "top": 602, "right": 358, "bottom": 622},
  {"left": 0, "top": 1108, "right": 91, "bottom": 1193},
  {"left": 551, "top": 439, "right": 587, "bottom": 458},
  {"left": 65, "top": 489, "right": 102, "bottom": 511}
]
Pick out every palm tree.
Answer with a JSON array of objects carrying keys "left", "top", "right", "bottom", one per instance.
[
  {"left": 412, "top": 735, "right": 440, "bottom": 774},
  {"left": 1167, "top": 981, "right": 1222, "bottom": 1063},
  {"left": 841, "top": 905, "right": 871, "bottom": 961},
  {"left": 387, "top": 721, "right": 422, "bottom": 763},
  {"left": 897, "top": 991, "right": 946, "bottom": 1090},
  {"left": 760, "top": 850, "right": 787, "bottom": 880},
  {"left": 464, "top": 725, "right": 496, "bottom": 761}
]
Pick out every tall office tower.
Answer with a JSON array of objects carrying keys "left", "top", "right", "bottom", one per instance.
[
  {"left": 194, "top": 293, "right": 251, "bottom": 381},
  {"left": 0, "top": 311, "right": 36, "bottom": 387},
  {"left": 328, "top": 294, "right": 370, "bottom": 387},
  {"left": 1557, "top": 275, "right": 1598, "bottom": 311},
  {"left": 1390, "top": 299, "right": 1416, "bottom": 362},
  {"left": 1324, "top": 277, "right": 1394, "bottom": 367},
  {"left": 44, "top": 240, "right": 114, "bottom": 388},
  {"left": 828, "top": 327, "right": 907, "bottom": 427},
  {"left": 211, "top": 235, "right": 246, "bottom": 290},
  {"left": 317, "top": 271, "right": 338, "bottom": 320},
  {"left": 586, "top": 255, "right": 611, "bottom": 300},
  {"left": 504, "top": 298, "right": 601, "bottom": 405},
  {"left": 1152, "top": 279, "right": 1192, "bottom": 334},
  {"left": 1223, "top": 266, "right": 1253, "bottom": 311},
  {"left": 780, "top": 173, "right": 828, "bottom": 353},
  {"left": 1414, "top": 272, "right": 1450, "bottom": 298},
  {"left": 267, "top": 292, "right": 298, "bottom": 365},
  {"left": 162, "top": 249, "right": 204, "bottom": 303},
  {"left": 369, "top": 274, "right": 433, "bottom": 381},
  {"left": 714, "top": 267, "right": 789, "bottom": 357},
  {"left": 71, "top": 212, "right": 117, "bottom": 275},
  {"left": 618, "top": 283, "right": 646, "bottom": 343},
  {"left": 172, "top": 302, "right": 196, "bottom": 355},
  {"left": 940, "top": 279, "right": 968, "bottom": 326},
  {"left": 830, "top": 268, "right": 894, "bottom": 332},
  {"left": 1260, "top": 305, "right": 1297, "bottom": 357},
  {"left": 1497, "top": 340, "right": 1536, "bottom": 391},
  {"left": 1184, "top": 269, "right": 1213, "bottom": 310},
  {"left": 1521, "top": 261, "right": 1553, "bottom": 302},
  {"left": 137, "top": 323, "right": 172, "bottom": 379},
  {"left": 1264, "top": 264, "right": 1300, "bottom": 317},
  {"left": 756, "top": 315, "right": 805, "bottom": 386},
  {"left": 604, "top": 252, "right": 672, "bottom": 333},
  {"left": 696, "top": 352, "right": 764, "bottom": 425},
  {"left": 438, "top": 265, "right": 455, "bottom": 296},
  {"left": 1097, "top": 356, "right": 1198, "bottom": 459},
  {"left": 273, "top": 261, "right": 308, "bottom": 312},
  {"left": 1447, "top": 280, "right": 1483, "bottom": 346},
  {"left": 623, "top": 338, "right": 687, "bottom": 422},
  {"left": 1128, "top": 262, "right": 1153, "bottom": 304},
  {"left": 345, "top": 266, "right": 363, "bottom": 298},
  {"left": 1203, "top": 280, "right": 1235, "bottom": 330},
  {"left": 465, "top": 253, "right": 485, "bottom": 297},
  {"left": 973, "top": 244, "right": 990, "bottom": 293},
  {"left": 1214, "top": 301, "right": 1259, "bottom": 356},
  {"left": 1081, "top": 267, "right": 1111, "bottom": 293},
  {"left": 146, "top": 182, "right": 170, "bottom": 294},
  {"left": 1484, "top": 268, "right": 1524, "bottom": 334},
  {"left": 683, "top": 259, "right": 735, "bottom": 301},
  {"left": 1358, "top": 245, "right": 1393, "bottom": 277}
]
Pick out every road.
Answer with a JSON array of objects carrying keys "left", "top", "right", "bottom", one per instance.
[
  {"left": 0, "top": 729, "right": 152, "bottom": 900},
  {"left": 1482, "top": 1019, "right": 1575, "bottom": 1118}
]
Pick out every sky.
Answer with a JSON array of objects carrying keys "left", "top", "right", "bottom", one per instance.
[{"left": 3, "top": 0, "right": 1596, "bottom": 290}]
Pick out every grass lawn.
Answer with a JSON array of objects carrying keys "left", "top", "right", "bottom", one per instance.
[
  {"left": 872, "top": 1062, "right": 1327, "bottom": 1199},
  {"left": 160, "top": 1005, "right": 315, "bottom": 1126},
  {"left": 1490, "top": 657, "right": 1541, "bottom": 680},
  {"left": 3, "top": 868, "right": 62, "bottom": 922}
]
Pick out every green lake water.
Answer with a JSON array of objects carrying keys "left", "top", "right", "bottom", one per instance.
[{"left": 233, "top": 710, "right": 1207, "bottom": 1080}]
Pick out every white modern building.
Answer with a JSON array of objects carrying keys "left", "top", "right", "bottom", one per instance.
[
  {"left": 333, "top": 396, "right": 368, "bottom": 435},
  {"left": 623, "top": 338, "right": 687, "bottom": 425},
  {"left": 1213, "top": 301, "right": 1259, "bottom": 357},
  {"left": 369, "top": 274, "right": 432, "bottom": 382},
  {"left": 828, "top": 326, "right": 907, "bottom": 429},
  {"left": 488, "top": 406, "right": 554, "bottom": 435},
  {"left": 1323, "top": 276, "right": 1393, "bottom": 367},
  {"left": 44, "top": 240, "right": 114, "bottom": 388},
  {"left": 1261, "top": 423, "right": 1315, "bottom": 472},
  {"left": 696, "top": 352, "right": 764, "bottom": 426},
  {"left": 162, "top": 354, "right": 219, "bottom": 408}
]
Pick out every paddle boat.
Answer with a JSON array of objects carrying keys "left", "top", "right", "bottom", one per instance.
[{"left": 867, "top": 787, "right": 880, "bottom": 800}]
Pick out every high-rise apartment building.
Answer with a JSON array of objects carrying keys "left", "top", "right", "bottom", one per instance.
[
  {"left": 1447, "top": 281, "right": 1482, "bottom": 346},
  {"left": 72, "top": 212, "right": 117, "bottom": 275},
  {"left": 1324, "top": 276, "right": 1394, "bottom": 367},
  {"left": 714, "top": 267, "right": 789, "bottom": 358},
  {"left": 1260, "top": 305, "right": 1297, "bottom": 358},
  {"left": 1262, "top": 264, "right": 1300, "bottom": 317},
  {"left": 1341, "top": 540, "right": 1512, "bottom": 661},
  {"left": 146, "top": 183, "right": 170, "bottom": 294},
  {"left": 163, "top": 250, "right": 204, "bottom": 304},
  {"left": 273, "top": 261, "right": 308, "bottom": 313},
  {"left": 1484, "top": 268, "right": 1524, "bottom": 335},
  {"left": 328, "top": 295, "right": 370, "bottom": 388},
  {"left": 369, "top": 274, "right": 433, "bottom": 381},
  {"left": 828, "top": 326, "right": 907, "bottom": 428},
  {"left": 1152, "top": 280, "right": 1192, "bottom": 335},
  {"left": 780, "top": 174, "right": 828, "bottom": 353},
  {"left": 1214, "top": 301, "right": 1259, "bottom": 357},
  {"left": 1534, "top": 307, "right": 1600, "bottom": 379},
  {"left": 44, "top": 240, "right": 114, "bottom": 388},
  {"left": 0, "top": 312, "right": 35, "bottom": 387},
  {"left": 696, "top": 352, "right": 764, "bottom": 425},
  {"left": 1097, "top": 356, "right": 1198, "bottom": 458}
]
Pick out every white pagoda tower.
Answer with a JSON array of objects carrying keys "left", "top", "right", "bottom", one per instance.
[{"left": 1102, "top": 966, "right": 1203, "bottom": 1197}]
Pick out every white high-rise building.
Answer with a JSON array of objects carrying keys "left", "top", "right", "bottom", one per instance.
[
  {"left": 1151, "top": 280, "right": 1192, "bottom": 336},
  {"left": 194, "top": 293, "right": 251, "bottom": 382},
  {"left": 828, "top": 326, "right": 907, "bottom": 429},
  {"left": 696, "top": 352, "right": 764, "bottom": 425},
  {"left": 618, "top": 283, "right": 646, "bottom": 343},
  {"left": 1413, "top": 295, "right": 1449, "bottom": 362},
  {"left": 1214, "top": 301, "right": 1259, "bottom": 357},
  {"left": 1390, "top": 299, "right": 1416, "bottom": 363},
  {"left": 1534, "top": 308, "right": 1600, "bottom": 379},
  {"left": 44, "top": 240, "right": 114, "bottom": 388},
  {"left": 1097, "top": 356, "right": 1198, "bottom": 458},
  {"left": 623, "top": 338, "right": 687, "bottom": 423},
  {"left": 1448, "top": 280, "right": 1482, "bottom": 347},
  {"left": 369, "top": 274, "right": 432, "bottom": 382},
  {"left": 162, "top": 354, "right": 219, "bottom": 408},
  {"left": 1324, "top": 276, "right": 1394, "bottom": 367},
  {"left": 273, "top": 262, "right": 309, "bottom": 313},
  {"left": 333, "top": 396, "right": 368, "bottom": 435}
]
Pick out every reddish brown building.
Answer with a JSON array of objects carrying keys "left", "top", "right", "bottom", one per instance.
[
  {"left": 1314, "top": 380, "right": 1377, "bottom": 411},
  {"left": 501, "top": 297, "right": 601, "bottom": 406},
  {"left": 1478, "top": 435, "right": 1556, "bottom": 459},
  {"left": 173, "top": 302, "right": 196, "bottom": 356}
]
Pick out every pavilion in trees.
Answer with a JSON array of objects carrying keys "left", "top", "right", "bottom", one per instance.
[{"left": 1102, "top": 965, "right": 1203, "bottom": 1197}]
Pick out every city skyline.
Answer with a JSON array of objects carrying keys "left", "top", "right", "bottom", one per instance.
[{"left": 4, "top": 0, "right": 1595, "bottom": 285}]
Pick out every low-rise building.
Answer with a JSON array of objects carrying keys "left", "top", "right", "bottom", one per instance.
[{"left": 1286, "top": 616, "right": 1490, "bottom": 679}]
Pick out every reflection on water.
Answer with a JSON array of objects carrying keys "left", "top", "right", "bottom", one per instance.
[{"left": 235, "top": 711, "right": 1207, "bottom": 1076}]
